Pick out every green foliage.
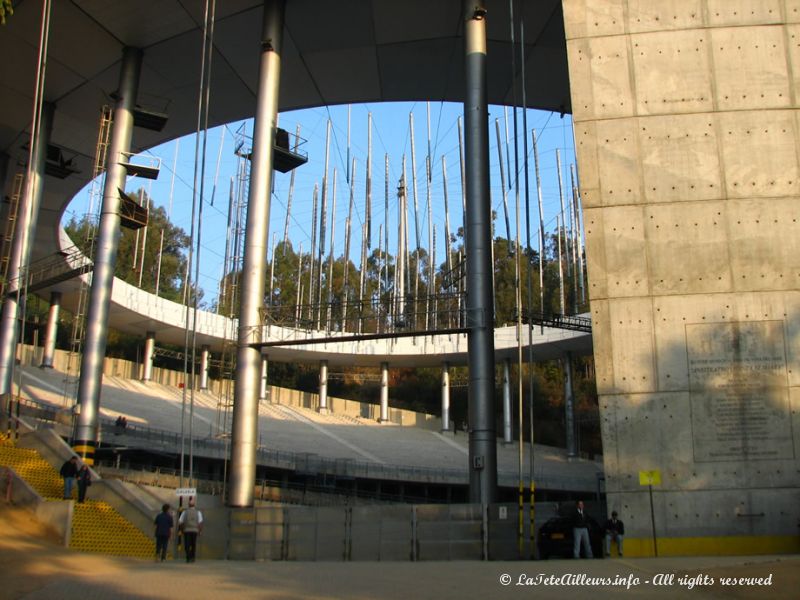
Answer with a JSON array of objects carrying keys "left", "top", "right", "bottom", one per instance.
[
  {"left": 0, "top": 0, "right": 13, "bottom": 25},
  {"left": 64, "top": 188, "right": 194, "bottom": 304}
]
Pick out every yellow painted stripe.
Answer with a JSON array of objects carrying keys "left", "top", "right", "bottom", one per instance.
[
  {"left": 72, "top": 444, "right": 95, "bottom": 454},
  {"left": 623, "top": 535, "right": 800, "bottom": 557},
  {"left": 80, "top": 456, "right": 95, "bottom": 466}
]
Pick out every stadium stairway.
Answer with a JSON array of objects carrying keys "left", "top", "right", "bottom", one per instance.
[{"left": 0, "top": 432, "right": 154, "bottom": 558}]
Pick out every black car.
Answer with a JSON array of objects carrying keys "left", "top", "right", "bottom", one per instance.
[{"left": 537, "top": 516, "right": 604, "bottom": 559}]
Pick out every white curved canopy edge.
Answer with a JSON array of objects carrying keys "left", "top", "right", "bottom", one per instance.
[{"left": 2, "top": 0, "right": 580, "bottom": 366}]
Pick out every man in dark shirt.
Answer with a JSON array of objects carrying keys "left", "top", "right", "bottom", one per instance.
[
  {"left": 59, "top": 456, "right": 78, "bottom": 499},
  {"left": 154, "top": 504, "right": 174, "bottom": 562},
  {"left": 573, "top": 500, "right": 593, "bottom": 558},
  {"left": 604, "top": 511, "right": 625, "bottom": 557}
]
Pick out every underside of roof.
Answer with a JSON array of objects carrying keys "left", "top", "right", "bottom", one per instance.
[
  {"left": 1, "top": 0, "right": 569, "bottom": 205},
  {"left": 0, "top": 0, "right": 571, "bottom": 341}
]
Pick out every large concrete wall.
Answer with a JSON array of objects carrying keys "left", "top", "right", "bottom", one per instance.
[{"left": 564, "top": 0, "right": 800, "bottom": 556}]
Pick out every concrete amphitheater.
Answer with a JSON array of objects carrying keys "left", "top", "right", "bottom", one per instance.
[
  {"left": 12, "top": 357, "right": 603, "bottom": 498},
  {"left": 1, "top": 0, "right": 799, "bottom": 566}
]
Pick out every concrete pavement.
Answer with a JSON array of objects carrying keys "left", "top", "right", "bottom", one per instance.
[{"left": 2, "top": 507, "right": 797, "bottom": 600}]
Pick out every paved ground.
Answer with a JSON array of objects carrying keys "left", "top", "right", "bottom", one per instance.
[{"left": 2, "top": 506, "right": 797, "bottom": 600}]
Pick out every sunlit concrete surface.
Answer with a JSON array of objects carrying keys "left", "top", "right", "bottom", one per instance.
[
  {"left": 565, "top": 0, "right": 800, "bottom": 552},
  {"left": 2, "top": 506, "right": 798, "bottom": 600},
  {"left": 15, "top": 364, "right": 603, "bottom": 492}
]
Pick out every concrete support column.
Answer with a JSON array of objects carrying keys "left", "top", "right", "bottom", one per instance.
[
  {"left": 502, "top": 358, "right": 512, "bottom": 443},
  {"left": 141, "top": 332, "right": 155, "bottom": 382},
  {"left": 74, "top": 47, "right": 142, "bottom": 466},
  {"left": 0, "top": 102, "right": 54, "bottom": 397},
  {"left": 441, "top": 362, "right": 451, "bottom": 432},
  {"left": 563, "top": 352, "right": 577, "bottom": 458},
  {"left": 259, "top": 354, "right": 268, "bottom": 400},
  {"left": 318, "top": 359, "right": 328, "bottom": 413},
  {"left": 40, "top": 291, "right": 61, "bottom": 368},
  {"left": 379, "top": 361, "right": 389, "bottom": 422},
  {"left": 200, "top": 345, "right": 210, "bottom": 390},
  {"left": 229, "top": 0, "right": 285, "bottom": 507},
  {"left": 463, "top": 0, "right": 497, "bottom": 504}
]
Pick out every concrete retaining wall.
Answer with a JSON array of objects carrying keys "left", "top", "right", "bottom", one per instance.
[
  {"left": 269, "top": 385, "right": 441, "bottom": 430},
  {"left": 20, "top": 344, "right": 441, "bottom": 430},
  {"left": 1, "top": 467, "right": 72, "bottom": 546},
  {"left": 565, "top": 0, "right": 800, "bottom": 554}
]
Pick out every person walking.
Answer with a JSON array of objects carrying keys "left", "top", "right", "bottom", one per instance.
[
  {"left": 573, "top": 500, "right": 593, "bottom": 559},
  {"left": 178, "top": 498, "right": 203, "bottom": 563},
  {"left": 59, "top": 456, "right": 78, "bottom": 500},
  {"left": 154, "top": 504, "right": 174, "bottom": 562},
  {"left": 76, "top": 464, "right": 91, "bottom": 503},
  {"left": 604, "top": 510, "right": 625, "bottom": 557}
]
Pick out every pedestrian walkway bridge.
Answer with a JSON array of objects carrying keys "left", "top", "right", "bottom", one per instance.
[{"left": 38, "top": 230, "right": 591, "bottom": 368}]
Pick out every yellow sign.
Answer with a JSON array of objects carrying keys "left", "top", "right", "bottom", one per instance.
[{"left": 639, "top": 470, "right": 661, "bottom": 486}]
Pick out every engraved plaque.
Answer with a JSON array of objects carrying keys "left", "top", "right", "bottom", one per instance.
[{"left": 687, "top": 321, "right": 794, "bottom": 462}]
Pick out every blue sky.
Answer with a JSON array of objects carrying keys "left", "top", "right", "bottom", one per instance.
[{"left": 65, "top": 102, "right": 579, "bottom": 306}]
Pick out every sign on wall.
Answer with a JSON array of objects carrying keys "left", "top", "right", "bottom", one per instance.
[{"left": 687, "top": 321, "right": 794, "bottom": 462}]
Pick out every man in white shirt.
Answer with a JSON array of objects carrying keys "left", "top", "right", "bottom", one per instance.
[{"left": 178, "top": 497, "right": 203, "bottom": 562}]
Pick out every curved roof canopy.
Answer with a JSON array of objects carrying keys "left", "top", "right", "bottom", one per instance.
[
  {"left": 1, "top": 1, "right": 569, "bottom": 225},
  {"left": 0, "top": 1, "right": 571, "bottom": 355}
]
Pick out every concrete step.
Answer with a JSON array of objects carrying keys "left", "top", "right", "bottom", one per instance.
[
  {"left": 0, "top": 445, "right": 63, "bottom": 498},
  {"left": 70, "top": 499, "right": 155, "bottom": 558},
  {"left": 0, "top": 439, "right": 155, "bottom": 559}
]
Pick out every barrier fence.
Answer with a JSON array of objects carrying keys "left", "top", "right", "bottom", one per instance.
[{"left": 226, "top": 502, "right": 563, "bottom": 561}]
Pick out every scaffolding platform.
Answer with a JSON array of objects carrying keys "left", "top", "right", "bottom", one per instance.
[
  {"left": 118, "top": 188, "right": 149, "bottom": 230},
  {"left": 132, "top": 107, "right": 168, "bottom": 132},
  {"left": 120, "top": 152, "right": 161, "bottom": 180},
  {"left": 275, "top": 127, "right": 308, "bottom": 172}
]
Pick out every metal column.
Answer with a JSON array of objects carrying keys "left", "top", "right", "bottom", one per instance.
[
  {"left": 40, "top": 292, "right": 61, "bottom": 369},
  {"left": 142, "top": 332, "right": 155, "bottom": 382},
  {"left": 74, "top": 47, "right": 142, "bottom": 466},
  {"left": 380, "top": 361, "right": 389, "bottom": 422},
  {"left": 259, "top": 354, "right": 268, "bottom": 400},
  {"left": 502, "top": 358, "right": 512, "bottom": 443},
  {"left": 0, "top": 103, "right": 54, "bottom": 396},
  {"left": 441, "top": 362, "right": 451, "bottom": 432},
  {"left": 463, "top": 0, "right": 497, "bottom": 504},
  {"left": 564, "top": 352, "right": 577, "bottom": 458},
  {"left": 200, "top": 345, "right": 210, "bottom": 390},
  {"left": 318, "top": 359, "right": 328, "bottom": 413},
  {"left": 229, "top": 0, "right": 285, "bottom": 507}
]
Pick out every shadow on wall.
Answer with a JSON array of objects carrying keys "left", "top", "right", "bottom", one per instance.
[{"left": 602, "top": 313, "right": 799, "bottom": 542}]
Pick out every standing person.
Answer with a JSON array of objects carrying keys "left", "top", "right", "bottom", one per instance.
[
  {"left": 573, "top": 500, "right": 593, "bottom": 559},
  {"left": 178, "top": 498, "right": 203, "bottom": 563},
  {"left": 59, "top": 456, "right": 78, "bottom": 499},
  {"left": 604, "top": 510, "right": 625, "bottom": 557},
  {"left": 76, "top": 464, "right": 91, "bottom": 503},
  {"left": 154, "top": 504, "right": 174, "bottom": 562}
]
